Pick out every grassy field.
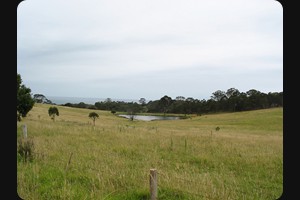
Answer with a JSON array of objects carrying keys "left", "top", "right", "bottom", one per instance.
[{"left": 17, "top": 103, "right": 283, "bottom": 200}]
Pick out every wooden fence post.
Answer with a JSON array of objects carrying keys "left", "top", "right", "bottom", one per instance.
[
  {"left": 150, "top": 169, "right": 157, "bottom": 200},
  {"left": 22, "top": 124, "right": 27, "bottom": 138}
]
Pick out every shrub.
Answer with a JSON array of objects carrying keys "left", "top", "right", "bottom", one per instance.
[
  {"left": 17, "top": 137, "right": 35, "bottom": 162},
  {"left": 48, "top": 106, "right": 59, "bottom": 121}
]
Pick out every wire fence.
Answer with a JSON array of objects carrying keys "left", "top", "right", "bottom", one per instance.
[{"left": 155, "top": 169, "right": 205, "bottom": 199}]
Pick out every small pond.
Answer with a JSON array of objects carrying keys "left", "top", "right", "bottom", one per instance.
[{"left": 118, "top": 114, "right": 181, "bottom": 121}]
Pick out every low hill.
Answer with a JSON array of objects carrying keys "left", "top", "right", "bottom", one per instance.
[{"left": 17, "top": 104, "right": 283, "bottom": 200}]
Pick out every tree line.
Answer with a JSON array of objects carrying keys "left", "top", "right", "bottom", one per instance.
[
  {"left": 62, "top": 88, "right": 283, "bottom": 115},
  {"left": 17, "top": 73, "right": 283, "bottom": 121}
]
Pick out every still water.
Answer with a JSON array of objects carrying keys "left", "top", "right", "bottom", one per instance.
[{"left": 118, "top": 114, "right": 180, "bottom": 121}]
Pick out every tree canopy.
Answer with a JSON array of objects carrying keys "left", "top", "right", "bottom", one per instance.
[
  {"left": 17, "top": 73, "right": 35, "bottom": 121},
  {"left": 48, "top": 106, "right": 59, "bottom": 121},
  {"left": 33, "top": 94, "right": 52, "bottom": 104},
  {"left": 62, "top": 88, "right": 283, "bottom": 116},
  {"left": 89, "top": 112, "right": 99, "bottom": 126}
]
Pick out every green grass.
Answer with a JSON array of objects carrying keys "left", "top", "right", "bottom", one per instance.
[{"left": 17, "top": 104, "right": 283, "bottom": 200}]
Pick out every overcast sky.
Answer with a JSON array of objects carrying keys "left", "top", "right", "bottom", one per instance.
[{"left": 17, "top": 0, "right": 283, "bottom": 101}]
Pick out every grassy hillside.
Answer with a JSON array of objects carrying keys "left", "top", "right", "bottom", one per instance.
[{"left": 17, "top": 103, "right": 283, "bottom": 200}]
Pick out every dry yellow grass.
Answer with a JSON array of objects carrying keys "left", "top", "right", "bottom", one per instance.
[{"left": 17, "top": 103, "right": 283, "bottom": 200}]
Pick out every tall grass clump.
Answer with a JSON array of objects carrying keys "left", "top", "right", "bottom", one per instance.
[{"left": 17, "top": 137, "right": 35, "bottom": 162}]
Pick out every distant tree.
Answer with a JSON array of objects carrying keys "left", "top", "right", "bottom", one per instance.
[
  {"left": 33, "top": 93, "right": 52, "bottom": 104},
  {"left": 127, "top": 102, "right": 141, "bottom": 121},
  {"left": 184, "top": 97, "right": 195, "bottom": 114},
  {"left": 226, "top": 88, "right": 240, "bottom": 98},
  {"left": 267, "top": 92, "right": 283, "bottom": 107},
  {"left": 105, "top": 98, "right": 112, "bottom": 103},
  {"left": 186, "top": 97, "right": 195, "bottom": 102},
  {"left": 175, "top": 96, "right": 185, "bottom": 101},
  {"left": 104, "top": 98, "right": 114, "bottom": 110},
  {"left": 48, "top": 106, "right": 59, "bottom": 121},
  {"left": 211, "top": 90, "right": 228, "bottom": 112},
  {"left": 246, "top": 89, "right": 266, "bottom": 109},
  {"left": 159, "top": 95, "right": 173, "bottom": 115},
  {"left": 138, "top": 98, "right": 148, "bottom": 112},
  {"left": 146, "top": 100, "right": 160, "bottom": 113},
  {"left": 211, "top": 90, "right": 227, "bottom": 102},
  {"left": 63, "top": 103, "right": 74, "bottom": 107},
  {"left": 226, "top": 88, "right": 240, "bottom": 112},
  {"left": 17, "top": 73, "right": 35, "bottom": 121},
  {"left": 139, "top": 98, "right": 146, "bottom": 105},
  {"left": 128, "top": 112, "right": 135, "bottom": 121},
  {"left": 77, "top": 102, "right": 87, "bottom": 108},
  {"left": 89, "top": 112, "right": 99, "bottom": 126}
]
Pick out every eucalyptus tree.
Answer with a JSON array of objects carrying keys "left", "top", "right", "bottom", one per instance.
[
  {"left": 211, "top": 90, "right": 227, "bottom": 102},
  {"left": 33, "top": 94, "right": 52, "bottom": 104},
  {"left": 17, "top": 73, "right": 35, "bottom": 121},
  {"left": 211, "top": 90, "right": 228, "bottom": 112},
  {"left": 226, "top": 88, "right": 240, "bottom": 112},
  {"left": 89, "top": 112, "right": 99, "bottom": 126},
  {"left": 48, "top": 106, "right": 59, "bottom": 121},
  {"left": 138, "top": 98, "right": 146, "bottom": 105},
  {"left": 159, "top": 95, "right": 173, "bottom": 115}
]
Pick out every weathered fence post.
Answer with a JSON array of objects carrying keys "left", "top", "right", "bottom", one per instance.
[
  {"left": 150, "top": 169, "right": 158, "bottom": 200},
  {"left": 22, "top": 124, "right": 27, "bottom": 138}
]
